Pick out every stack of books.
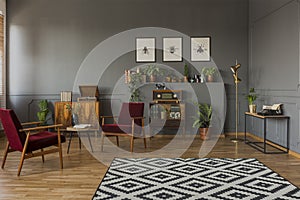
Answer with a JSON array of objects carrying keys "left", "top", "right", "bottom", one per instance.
[{"left": 60, "top": 91, "right": 72, "bottom": 102}]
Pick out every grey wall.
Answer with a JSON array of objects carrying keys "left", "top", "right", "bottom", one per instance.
[
  {"left": 6, "top": 0, "right": 249, "bottom": 132},
  {"left": 249, "top": 0, "right": 300, "bottom": 153}
]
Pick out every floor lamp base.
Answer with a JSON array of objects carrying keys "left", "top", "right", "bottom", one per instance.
[{"left": 231, "top": 138, "right": 244, "bottom": 143}]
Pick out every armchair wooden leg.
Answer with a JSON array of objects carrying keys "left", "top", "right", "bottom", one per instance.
[
  {"left": 18, "top": 133, "right": 30, "bottom": 176},
  {"left": 101, "top": 132, "right": 104, "bottom": 152},
  {"left": 1, "top": 142, "right": 9, "bottom": 169},
  {"left": 59, "top": 147, "right": 63, "bottom": 169},
  {"left": 17, "top": 152, "right": 26, "bottom": 176},
  {"left": 57, "top": 130, "right": 63, "bottom": 169},
  {"left": 130, "top": 136, "right": 134, "bottom": 152},
  {"left": 41, "top": 149, "right": 45, "bottom": 163},
  {"left": 116, "top": 136, "right": 119, "bottom": 146},
  {"left": 142, "top": 128, "right": 147, "bottom": 149},
  {"left": 143, "top": 138, "right": 147, "bottom": 149}
]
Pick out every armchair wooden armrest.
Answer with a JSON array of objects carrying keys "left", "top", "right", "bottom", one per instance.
[
  {"left": 130, "top": 117, "right": 145, "bottom": 119},
  {"left": 21, "top": 121, "right": 43, "bottom": 126},
  {"left": 100, "top": 116, "right": 119, "bottom": 119},
  {"left": 100, "top": 116, "right": 118, "bottom": 126},
  {"left": 131, "top": 117, "right": 145, "bottom": 128},
  {"left": 20, "top": 124, "right": 63, "bottom": 132}
]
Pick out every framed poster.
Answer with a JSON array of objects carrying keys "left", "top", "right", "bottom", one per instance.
[
  {"left": 191, "top": 36, "right": 211, "bottom": 61},
  {"left": 136, "top": 38, "right": 156, "bottom": 62},
  {"left": 163, "top": 37, "right": 182, "bottom": 62}
]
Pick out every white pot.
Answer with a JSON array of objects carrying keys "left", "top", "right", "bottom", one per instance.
[{"left": 249, "top": 104, "right": 256, "bottom": 113}]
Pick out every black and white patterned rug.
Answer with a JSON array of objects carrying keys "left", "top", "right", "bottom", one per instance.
[{"left": 92, "top": 158, "right": 300, "bottom": 199}]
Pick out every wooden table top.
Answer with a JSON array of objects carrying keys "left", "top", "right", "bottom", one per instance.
[{"left": 245, "top": 112, "right": 289, "bottom": 119}]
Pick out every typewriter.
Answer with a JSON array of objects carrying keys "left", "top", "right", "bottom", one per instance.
[{"left": 257, "top": 104, "right": 283, "bottom": 116}]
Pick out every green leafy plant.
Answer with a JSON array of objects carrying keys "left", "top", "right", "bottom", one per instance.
[
  {"left": 37, "top": 100, "right": 49, "bottom": 124},
  {"left": 128, "top": 72, "right": 143, "bottom": 102},
  {"left": 246, "top": 88, "right": 257, "bottom": 105},
  {"left": 144, "top": 65, "right": 161, "bottom": 77},
  {"left": 184, "top": 64, "right": 189, "bottom": 77},
  {"left": 192, "top": 103, "right": 212, "bottom": 128},
  {"left": 201, "top": 67, "right": 217, "bottom": 76}
]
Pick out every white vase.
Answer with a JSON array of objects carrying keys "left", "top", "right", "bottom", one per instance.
[{"left": 249, "top": 104, "right": 256, "bottom": 113}]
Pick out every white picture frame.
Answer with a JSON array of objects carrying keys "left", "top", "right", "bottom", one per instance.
[
  {"left": 136, "top": 38, "right": 156, "bottom": 62},
  {"left": 191, "top": 37, "right": 211, "bottom": 61},
  {"left": 163, "top": 37, "right": 182, "bottom": 62}
]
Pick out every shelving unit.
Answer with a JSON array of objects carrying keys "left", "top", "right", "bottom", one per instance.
[{"left": 149, "top": 90, "right": 185, "bottom": 135}]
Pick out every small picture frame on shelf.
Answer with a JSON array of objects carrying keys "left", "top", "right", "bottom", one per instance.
[
  {"left": 136, "top": 37, "right": 156, "bottom": 62},
  {"left": 163, "top": 37, "right": 182, "bottom": 62},
  {"left": 191, "top": 36, "right": 211, "bottom": 61}
]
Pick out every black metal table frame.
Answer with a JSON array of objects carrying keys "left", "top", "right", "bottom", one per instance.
[
  {"left": 66, "top": 127, "right": 97, "bottom": 153},
  {"left": 244, "top": 112, "right": 290, "bottom": 154}
]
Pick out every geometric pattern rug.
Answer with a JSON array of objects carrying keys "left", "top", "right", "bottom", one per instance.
[{"left": 92, "top": 158, "right": 300, "bottom": 200}]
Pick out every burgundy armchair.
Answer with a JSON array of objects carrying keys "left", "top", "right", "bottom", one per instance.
[
  {"left": 101, "top": 102, "right": 146, "bottom": 152},
  {"left": 0, "top": 108, "right": 66, "bottom": 176}
]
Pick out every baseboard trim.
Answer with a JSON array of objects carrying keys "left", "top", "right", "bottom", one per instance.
[{"left": 224, "top": 132, "right": 300, "bottom": 158}]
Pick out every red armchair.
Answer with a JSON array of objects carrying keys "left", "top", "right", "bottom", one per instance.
[
  {"left": 0, "top": 108, "right": 66, "bottom": 176},
  {"left": 101, "top": 102, "right": 146, "bottom": 152}
]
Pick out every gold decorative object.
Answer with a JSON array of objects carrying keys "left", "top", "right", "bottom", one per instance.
[{"left": 231, "top": 60, "right": 243, "bottom": 143}]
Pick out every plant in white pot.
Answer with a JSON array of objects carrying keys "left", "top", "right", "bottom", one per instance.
[
  {"left": 192, "top": 102, "right": 212, "bottom": 140},
  {"left": 246, "top": 88, "right": 257, "bottom": 113}
]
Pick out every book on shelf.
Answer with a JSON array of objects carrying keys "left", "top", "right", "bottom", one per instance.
[{"left": 60, "top": 91, "right": 72, "bottom": 102}]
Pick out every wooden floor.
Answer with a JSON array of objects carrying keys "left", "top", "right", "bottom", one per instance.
[{"left": 0, "top": 134, "right": 300, "bottom": 200}]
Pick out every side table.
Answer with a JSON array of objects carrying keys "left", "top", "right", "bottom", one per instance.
[
  {"left": 66, "top": 126, "right": 98, "bottom": 153},
  {"left": 244, "top": 112, "right": 289, "bottom": 154}
]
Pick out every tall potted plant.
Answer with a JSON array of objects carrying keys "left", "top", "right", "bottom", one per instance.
[
  {"left": 128, "top": 72, "right": 143, "bottom": 102},
  {"left": 246, "top": 88, "right": 257, "bottom": 113},
  {"left": 192, "top": 103, "right": 212, "bottom": 140},
  {"left": 184, "top": 64, "right": 189, "bottom": 82},
  {"left": 37, "top": 100, "right": 50, "bottom": 125}
]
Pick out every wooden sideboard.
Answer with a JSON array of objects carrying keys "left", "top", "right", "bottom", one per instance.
[
  {"left": 149, "top": 101, "right": 185, "bottom": 135},
  {"left": 55, "top": 101, "right": 100, "bottom": 129}
]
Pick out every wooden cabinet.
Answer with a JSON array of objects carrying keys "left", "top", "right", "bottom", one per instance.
[
  {"left": 55, "top": 102, "right": 72, "bottom": 129},
  {"left": 74, "top": 101, "right": 100, "bottom": 125},
  {"left": 149, "top": 102, "right": 185, "bottom": 135},
  {"left": 55, "top": 101, "right": 100, "bottom": 129}
]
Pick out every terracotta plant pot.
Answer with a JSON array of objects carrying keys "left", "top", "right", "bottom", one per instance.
[
  {"left": 207, "top": 75, "right": 213, "bottom": 82},
  {"left": 199, "top": 127, "right": 209, "bottom": 140},
  {"left": 184, "top": 76, "right": 189, "bottom": 82},
  {"left": 150, "top": 75, "right": 156, "bottom": 82}
]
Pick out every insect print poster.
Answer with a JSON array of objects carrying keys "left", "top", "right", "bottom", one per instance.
[
  {"left": 163, "top": 37, "right": 182, "bottom": 62},
  {"left": 136, "top": 38, "right": 156, "bottom": 62},
  {"left": 191, "top": 37, "right": 211, "bottom": 61}
]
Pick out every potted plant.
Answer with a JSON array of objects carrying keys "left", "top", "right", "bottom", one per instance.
[
  {"left": 246, "top": 88, "right": 257, "bottom": 113},
  {"left": 192, "top": 102, "right": 212, "bottom": 140},
  {"left": 144, "top": 65, "right": 160, "bottom": 82},
  {"left": 201, "top": 67, "right": 217, "bottom": 82},
  {"left": 164, "top": 69, "right": 174, "bottom": 82},
  {"left": 184, "top": 64, "right": 189, "bottom": 82},
  {"left": 128, "top": 72, "right": 143, "bottom": 102},
  {"left": 37, "top": 100, "right": 50, "bottom": 125}
]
